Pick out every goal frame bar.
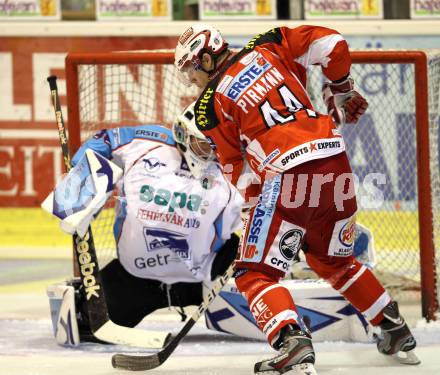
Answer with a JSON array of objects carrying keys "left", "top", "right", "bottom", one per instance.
[{"left": 65, "top": 50, "right": 437, "bottom": 321}]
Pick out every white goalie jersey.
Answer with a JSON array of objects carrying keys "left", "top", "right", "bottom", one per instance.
[{"left": 72, "top": 125, "right": 244, "bottom": 284}]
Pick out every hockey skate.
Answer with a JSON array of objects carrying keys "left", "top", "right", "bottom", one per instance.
[
  {"left": 374, "top": 301, "right": 420, "bottom": 365},
  {"left": 254, "top": 325, "right": 317, "bottom": 375}
]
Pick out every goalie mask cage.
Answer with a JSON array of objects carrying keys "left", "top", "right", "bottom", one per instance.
[{"left": 65, "top": 50, "right": 440, "bottom": 321}]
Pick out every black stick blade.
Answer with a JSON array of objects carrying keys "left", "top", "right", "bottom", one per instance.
[{"left": 112, "top": 353, "right": 161, "bottom": 371}]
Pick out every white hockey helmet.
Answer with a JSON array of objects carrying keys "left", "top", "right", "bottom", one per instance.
[
  {"left": 172, "top": 101, "right": 216, "bottom": 178},
  {"left": 174, "top": 24, "right": 228, "bottom": 86}
]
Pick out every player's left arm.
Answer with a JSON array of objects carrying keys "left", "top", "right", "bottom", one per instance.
[{"left": 280, "top": 26, "right": 368, "bottom": 125}]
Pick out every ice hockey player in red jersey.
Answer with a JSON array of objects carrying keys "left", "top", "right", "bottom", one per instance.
[{"left": 174, "top": 24, "right": 420, "bottom": 374}]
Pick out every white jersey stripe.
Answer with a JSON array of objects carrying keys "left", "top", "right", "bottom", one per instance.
[
  {"left": 263, "top": 309, "right": 299, "bottom": 341},
  {"left": 295, "top": 34, "right": 345, "bottom": 69},
  {"left": 362, "top": 291, "right": 391, "bottom": 321},
  {"left": 337, "top": 264, "right": 367, "bottom": 294}
]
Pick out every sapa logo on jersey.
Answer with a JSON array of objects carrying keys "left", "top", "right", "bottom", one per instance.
[
  {"left": 225, "top": 54, "right": 271, "bottom": 102},
  {"left": 139, "top": 184, "right": 204, "bottom": 213},
  {"left": 75, "top": 232, "right": 100, "bottom": 300}
]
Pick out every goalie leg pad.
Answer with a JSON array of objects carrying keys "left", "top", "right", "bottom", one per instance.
[
  {"left": 205, "top": 278, "right": 372, "bottom": 343},
  {"left": 47, "top": 282, "right": 80, "bottom": 347}
]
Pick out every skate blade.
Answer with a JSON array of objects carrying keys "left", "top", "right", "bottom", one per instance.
[
  {"left": 283, "top": 362, "right": 318, "bottom": 375},
  {"left": 255, "top": 362, "right": 317, "bottom": 375},
  {"left": 391, "top": 349, "right": 421, "bottom": 365}
]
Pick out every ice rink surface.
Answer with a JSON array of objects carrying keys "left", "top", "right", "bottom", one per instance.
[{"left": 1, "top": 259, "right": 440, "bottom": 375}]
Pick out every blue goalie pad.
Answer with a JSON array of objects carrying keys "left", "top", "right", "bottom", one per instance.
[
  {"left": 204, "top": 279, "right": 372, "bottom": 343},
  {"left": 41, "top": 149, "right": 123, "bottom": 237}
]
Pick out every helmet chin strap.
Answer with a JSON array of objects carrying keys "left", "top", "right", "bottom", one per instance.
[{"left": 205, "top": 50, "right": 232, "bottom": 81}]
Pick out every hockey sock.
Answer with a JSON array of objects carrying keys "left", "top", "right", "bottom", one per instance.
[
  {"left": 310, "top": 258, "right": 390, "bottom": 326},
  {"left": 235, "top": 270, "right": 299, "bottom": 346}
]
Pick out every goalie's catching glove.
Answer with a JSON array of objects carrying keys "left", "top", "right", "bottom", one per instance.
[{"left": 322, "top": 75, "right": 368, "bottom": 126}]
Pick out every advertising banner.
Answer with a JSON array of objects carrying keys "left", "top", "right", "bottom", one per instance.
[
  {"left": 0, "top": 0, "right": 60, "bottom": 20},
  {"left": 305, "top": 0, "right": 383, "bottom": 19},
  {"left": 0, "top": 36, "right": 177, "bottom": 207},
  {"left": 199, "top": 0, "right": 277, "bottom": 20},
  {"left": 411, "top": 0, "right": 440, "bottom": 18},
  {"left": 97, "top": 0, "right": 172, "bottom": 20}
]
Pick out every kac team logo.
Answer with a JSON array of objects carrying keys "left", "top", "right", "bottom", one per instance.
[{"left": 279, "top": 229, "right": 303, "bottom": 260}]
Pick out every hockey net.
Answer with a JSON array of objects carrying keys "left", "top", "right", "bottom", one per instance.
[{"left": 65, "top": 50, "right": 440, "bottom": 321}]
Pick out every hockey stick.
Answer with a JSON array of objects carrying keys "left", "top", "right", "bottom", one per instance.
[
  {"left": 47, "top": 75, "right": 170, "bottom": 349},
  {"left": 112, "top": 263, "right": 235, "bottom": 371}
]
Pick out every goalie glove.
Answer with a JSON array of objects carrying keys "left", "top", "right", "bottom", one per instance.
[
  {"left": 322, "top": 75, "right": 368, "bottom": 126},
  {"left": 41, "top": 149, "right": 122, "bottom": 237}
]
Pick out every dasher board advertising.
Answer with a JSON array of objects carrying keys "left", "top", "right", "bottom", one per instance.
[
  {"left": 97, "top": 0, "right": 172, "bottom": 20},
  {"left": 199, "top": 0, "right": 277, "bottom": 20},
  {"left": 410, "top": 0, "right": 440, "bottom": 18},
  {"left": 0, "top": 0, "right": 61, "bottom": 20},
  {"left": 305, "top": 0, "right": 383, "bottom": 19}
]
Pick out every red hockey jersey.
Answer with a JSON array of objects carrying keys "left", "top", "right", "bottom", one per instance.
[{"left": 194, "top": 26, "right": 351, "bottom": 188}]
